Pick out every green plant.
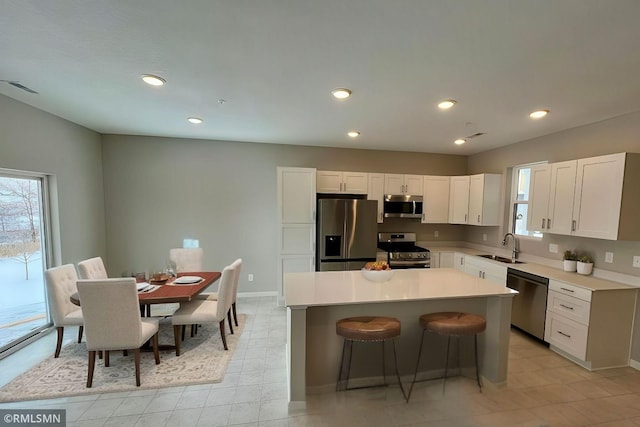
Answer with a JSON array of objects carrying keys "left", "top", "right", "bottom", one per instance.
[
  {"left": 563, "top": 250, "right": 578, "bottom": 261},
  {"left": 579, "top": 254, "right": 593, "bottom": 263}
]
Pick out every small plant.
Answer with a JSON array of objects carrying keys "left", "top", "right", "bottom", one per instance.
[
  {"left": 563, "top": 250, "right": 578, "bottom": 261},
  {"left": 579, "top": 254, "right": 593, "bottom": 264}
]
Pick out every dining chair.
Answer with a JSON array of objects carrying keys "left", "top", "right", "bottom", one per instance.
[
  {"left": 197, "top": 258, "right": 242, "bottom": 327},
  {"left": 77, "top": 256, "right": 108, "bottom": 280},
  {"left": 171, "top": 264, "right": 234, "bottom": 355},
  {"left": 76, "top": 278, "right": 160, "bottom": 387},
  {"left": 45, "top": 264, "right": 84, "bottom": 358},
  {"left": 169, "top": 248, "right": 203, "bottom": 272}
]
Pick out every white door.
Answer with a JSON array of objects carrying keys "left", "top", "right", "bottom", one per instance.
[
  {"left": 468, "top": 174, "right": 484, "bottom": 225},
  {"left": 316, "top": 171, "right": 343, "bottom": 193},
  {"left": 547, "top": 161, "right": 576, "bottom": 235},
  {"left": 368, "top": 173, "right": 385, "bottom": 223},
  {"left": 448, "top": 176, "right": 470, "bottom": 224},
  {"left": 384, "top": 174, "right": 404, "bottom": 194},
  {"left": 422, "top": 176, "right": 449, "bottom": 223},
  {"left": 527, "top": 164, "right": 551, "bottom": 232},
  {"left": 404, "top": 175, "right": 424, "bottom": 195},
  {"left": 343, "top": 172, "right": 368, "bottom": 194}
]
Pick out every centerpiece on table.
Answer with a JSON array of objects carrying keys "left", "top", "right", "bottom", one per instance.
[{"left": 361, "top": 261, "right": 394, "bottom": 282}]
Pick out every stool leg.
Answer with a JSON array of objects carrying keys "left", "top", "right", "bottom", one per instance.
[
  {"left": 474, "top": 334, "right": 483, "bottom": 391},
  {"left": 336, "top": 339, "right": 354, "bottom": 391},
  {"left": 381, "top": 340, "right": 387, "bottom": 386},
  {"left": 443, "top": 335, "right": 452, "bottom": 395},
  {"left": 392, "top": 338, "right": 407, "bottom": 401},
  {"left": 408, "top": 329, "right": 426, "bottom": 401}
]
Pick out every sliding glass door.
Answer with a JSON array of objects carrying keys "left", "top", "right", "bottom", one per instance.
[{"left": 0, "top": 173, "right": 50, "bottom": 355}]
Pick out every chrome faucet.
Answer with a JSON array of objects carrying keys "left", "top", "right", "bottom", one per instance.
[{"left": 502, "top": 233, "right": 519, "bottom": 260}]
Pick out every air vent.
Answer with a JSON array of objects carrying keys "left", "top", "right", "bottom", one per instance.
[
  {"left": 466, "top": 132, "right": 486, "bottom": 139},
  {"left": 1, "top": 80, "right": 38, "bottom": 94}
]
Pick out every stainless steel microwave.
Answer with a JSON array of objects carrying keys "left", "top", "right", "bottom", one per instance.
[{"left": 383, "top": 194, "right": 423, "bottom": 218}]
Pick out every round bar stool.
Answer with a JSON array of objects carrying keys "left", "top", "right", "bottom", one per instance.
[
  {"left": 336, "top": 316, "right": 406, "bottom": 399},
  {"left": 408, "top": 312, "right": 486, "bottom": 400}
]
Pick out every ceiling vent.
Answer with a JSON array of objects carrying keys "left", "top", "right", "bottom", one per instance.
[{"left": 1, "top": 80, "right": 38, "bottom": 94}]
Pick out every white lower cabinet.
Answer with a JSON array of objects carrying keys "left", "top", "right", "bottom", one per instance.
[
  {"left": 463, "top": 256, "right": 507, "bottom": 285},
  {"left": 453, "top": 253, "right": 465, "bottom": 271},
  {"left": 545, "top": 279, "right": 637, "bottom": 370}
]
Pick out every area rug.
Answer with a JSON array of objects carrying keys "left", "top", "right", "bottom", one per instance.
[{"left": 0, "top": 314, "right": 246, "bottom": 402}]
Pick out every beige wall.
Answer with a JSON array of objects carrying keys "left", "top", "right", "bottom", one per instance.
[
  {"left": 0, "top": 94, "right": 105, "bottom": 265},
  {"left": 101, "top": 134, "right": 467, "bottom": 293}
]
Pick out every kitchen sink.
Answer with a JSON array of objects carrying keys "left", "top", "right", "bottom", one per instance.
[{"left": 477, "top": 254, "right": 525, "bottom": 264}]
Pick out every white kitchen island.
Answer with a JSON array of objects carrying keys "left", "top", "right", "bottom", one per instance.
[{"left": 284, "top": 268, "right": 517, "bottom": 403}]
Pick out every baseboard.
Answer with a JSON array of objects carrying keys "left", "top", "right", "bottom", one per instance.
[
  {"left": 629, "top": 359, "right": 640, "bottom": 371},
  {"left": 238, "top": 291, "right": 278, "bottom": 298}
]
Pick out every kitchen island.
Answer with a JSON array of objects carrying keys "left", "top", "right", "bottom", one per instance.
[{"left": 284, "top": 268, "right": 517, "bottom": 402}]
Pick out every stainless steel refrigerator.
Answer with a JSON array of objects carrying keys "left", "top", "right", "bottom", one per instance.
[{"left": 316, "top": 199, "right": 378, "bottom": 271}]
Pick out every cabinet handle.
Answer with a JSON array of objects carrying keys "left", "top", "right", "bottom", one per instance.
[
  {"left": 547, "top": 218, "right": 551, "bottom": 229},
  {"left": 477, "top": 214, "right": 481, "bottom": 223},
  {"left": 559, "top": 304, "right": 574, "bottom": 310},
  {"left": 560, "top": 287, "right": 575, "bottom": 293},
  {"left": 422, "top": 213, "right": 425, "bottom": 221},
  {"left": 464, "top": 214, "right": 467, "bottom": 222},
  {"left": 541, "top": 218, "right": 546, "bottom": 229},
  {"left": 557, "top": 331, "right": 572, "bottom": 339},
  {"left": 572, "top": 220, "right": 576, "bottom": 231}
]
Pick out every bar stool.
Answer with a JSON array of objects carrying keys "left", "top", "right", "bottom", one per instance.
[
  {"left": 336, "top": 316, "right": 406, "bottom": 399},
  {"left": 408, "top": 312, "right": 486, "bottom": 400}
]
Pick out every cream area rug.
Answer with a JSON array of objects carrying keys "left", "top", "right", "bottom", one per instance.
[{"left": 0, "top": 314, "right": 245, "bottom": 402}]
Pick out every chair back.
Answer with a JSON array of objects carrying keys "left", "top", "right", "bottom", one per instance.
[
  {"left": 169, "top": 248, "right": 203, "bottom": 272},
  {"left": 216, "top": 265, "right": 235, "bottom": 320},
  {"left": 77, "top": 257, "right": 108, "bottom": 280},
  {"left": 45, "top": 264, "right": 80, "bottom": 326},
  {"left": 77, "top": 278, "right": 143, "bottom": 351},
  {"left": 229, "top": 258, "right": 243, "bottom": 303}
]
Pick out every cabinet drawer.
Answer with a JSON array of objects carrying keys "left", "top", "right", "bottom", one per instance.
[
  {"left": 547, "top": 290, "right": 591, "bottom": 325},
  {"left": 549, "top": 280, "right": 592, "bottom": 302},
  {"left": 545, "top": 312, "right": 588, "bottom": 360}
]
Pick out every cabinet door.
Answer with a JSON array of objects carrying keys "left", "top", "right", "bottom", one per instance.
[
  {"left": 422, "top": 176, "right": 450, "bottom": 223},
  {"left": 404, "top": 174, "right": 424, "bottom": 195},
  {"left": 527, "top": 164, "right": 551, "bottom": 232},
  {"left": 468, "top": 175, "right": 484, "bottom": 225},
  {"left": 368, "top": 173, "right": 385, "bottom": 223},
  {"left": 449, "top": 176, "right": 470, "bottom": 224},
  {"left": 343, "top": 172, "right": 368, "bottom": 194},
  {"left": 572, "top": 153, "right": 625, "bottom": 240},
  {"left": 439, "top": 252, "right": 454, "bottom": 268},
  {"left": 279, "top": 168, "right": 316, "bottom": 223},
  {"left": 316, "top": 170, "right": 343, "bottom": 193},
  {"left": 453, "top": 252, "right": 465, "bottom": 270},
  {"left": 547, "top": 160, "right": 576, "bottom": 235},
  {"left": 384, "top": 174, "right": 404, "bottom": 194},
  {"left": 280, "top": 224, "right": 315, "bottom": 254},
  {"left": 464, "top": 257, "right": 483, "bottom": 279}
]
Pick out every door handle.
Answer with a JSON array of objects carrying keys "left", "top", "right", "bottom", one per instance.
[
  {"left": 464, "top": 214, "right": 467, "bottom": 223},
  {"left": 547, "top": 218, "right": 551, "bottom": 229},
  {"left": 422, "top": 213, "right": 425, "bottom": 221},
  {"left": 477, "top": 214, "right": 481, "bottom": 223},
  {"left": 572, "top": 220, "right": 576, "bottom": 231},
  {"left": 542, "top": 218, "right": 546, "bottom": 229}
]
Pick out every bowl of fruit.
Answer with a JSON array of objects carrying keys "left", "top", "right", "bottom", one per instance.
[{"left": 361, "top": 261, "right": 394, "bottom": 282}]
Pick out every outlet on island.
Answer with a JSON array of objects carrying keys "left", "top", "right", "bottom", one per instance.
[{"left": 248, "top": 274, "right": 254, "bottom": 282}]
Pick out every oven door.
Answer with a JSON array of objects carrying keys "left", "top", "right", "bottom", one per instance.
[{"left": 388, "top": 259, "right": 431, "bottom": 269}]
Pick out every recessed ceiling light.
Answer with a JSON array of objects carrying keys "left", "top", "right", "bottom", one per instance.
[
  {"left": 529, "top": 109, "right": 549, "bottom": 119},
  {"left": 347, "top": 131, "right": 360, "bottom": 138},
  {"left": 141, "top": 74, "right": 166, "bottom": 86},
  {"left": 454, "top": 139, "right": 466, "bottom": 145},
  {"left": 332, "top": 88, "right": 352, "bottom": 99},
  {"left": 187, "top": 117, "right": 203, "bottom": 124},
  {"left": 438, "top": 99, "right": 457, "bottom": 110}
]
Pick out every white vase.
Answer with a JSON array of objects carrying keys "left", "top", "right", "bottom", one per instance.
[
  {"left": 563, "top": 260, "right": 577, "bottom": 272},
  {"left": 577, "top": 261, "right": 593, "bottom": 275}
]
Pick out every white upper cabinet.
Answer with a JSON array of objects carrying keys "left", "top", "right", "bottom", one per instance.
[
  {"left": 527, "top": 164, "right": 552, "bottom": 232},
  {"left": 367, "top": 173, "right": 385, "bottom": 223},
  {"left": 384, "top": 174, "right": 423, "bottom": 195},
  {"left": 422, "top": 176, "right": 450, "bottom": 223},
  {"left": 448, "top": 176, "right": 470, "bottom": 224},
  {"left": 316, "top": 171, "right": 368, "bottom": 194},
  {"left": 547, "top": 160, "right": 577, "bottom": 235},
  {"left": 468, "top": 174, "right": 502, "bottom": 226}
]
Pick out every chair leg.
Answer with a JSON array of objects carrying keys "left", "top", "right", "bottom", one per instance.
[
  {"left": 336, "top": 339, "right": 348, "bottom": 391},
  {"left": 392, "top": 338, "right": 407, "bottom": 401},
  {"left": 443, "top": 336, "right": 452, "bottom": 395},
  {"left": 123, "top": 350, "right": 128, "bottom": 357},
  {"left": 232, "top": 302, "right": 238, "bottom": 327},
  {"left": 408, "top": 329, "right": 427, "bottom": 401},
  {"left": 381, "top": 340, "right": 387, "bottom": 385},
  {"left": 181, "top": 325, "right": 186, "bottom": 341},
  {"left": 134, "top": 348, "right": 141, "bottom": 386},
  {"left": 152, "top": 333, "right": 160, "bottom": 364},
  {"left": 174, "top": 325, "right": 182, "bottom": 356},
  {"left": 219, "top": 319, "right": 228, "bottom": 350},
  {"left": 77, "top": 326, "right": 83, "bottom": 343},
  {"left": 228, "top": 310, "right": 234, "bottom": 334},
  {"left": 54, "top": 326, "right": 64, "bottom": 358},
  {"left": 104, "top": 350, "right": 110, "bottom": 367},
  {"left": 87, "top": 350, "right": 96, "bottom": 388},
  {"left": 474, "top": 334, "right": 482, "bottom": 391}
]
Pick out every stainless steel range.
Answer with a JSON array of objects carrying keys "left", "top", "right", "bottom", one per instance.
[{"left": 377, "top": 232, "right": 430, "bottom": 269}]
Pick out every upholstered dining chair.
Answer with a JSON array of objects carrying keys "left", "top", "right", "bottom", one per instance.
[
  {"left": 169, "top": 248, "right": 203, "bottom": 272},
  {"left": 45, "top": 264, "right": 84, "bottom": 358},
  {"left": 197, "top": 258, "right": 242, "bottom": 327},
  {"left": 77, "top": 256, "right": 108, "bottom": 280},
  {"left": 77, "top": 278, "right": 160, "bottom": 387},
  {"left": 171, "top": 263, "right": 234, "bottom": 355}
]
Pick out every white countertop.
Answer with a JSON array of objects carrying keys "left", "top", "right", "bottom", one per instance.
[
  {"left": 429, "top": 246, "right": 636, "bottom": 292},
  {"left": 284, "top": 268, "right": 516, "bottom": 307}
]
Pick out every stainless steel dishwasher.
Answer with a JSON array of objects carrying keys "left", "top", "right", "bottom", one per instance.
[{"left": 506, "top": 268, "right": 549, "bottom": 341}]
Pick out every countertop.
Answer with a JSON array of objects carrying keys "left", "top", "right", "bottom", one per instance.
[
  {"left": 284, "top": 268, "right": 516, "bottom": 307},
  {"left": 429, "top": 246, "right": 637, "bottom": 292}
]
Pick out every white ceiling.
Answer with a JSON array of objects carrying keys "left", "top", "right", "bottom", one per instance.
[{"left": 2, "top": 0, "right": 640, "bottom": 155}]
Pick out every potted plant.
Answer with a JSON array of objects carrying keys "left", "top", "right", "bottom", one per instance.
[
  {"left": 563, "top": 250, "right": 578, "bottom": 272},
  {"left": 577, "top": 254, "right": 594, "bottom": 275}
]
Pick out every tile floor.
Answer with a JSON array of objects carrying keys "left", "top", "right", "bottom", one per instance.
[{"left": 2, "top": 296, "right": 640, "bottom": 426}]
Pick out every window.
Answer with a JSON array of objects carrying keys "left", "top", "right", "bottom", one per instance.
[
  {"left": 0, "top": 171, "right": 52, "bottom": 356},
  {"left": 510, "top": 164, "right": 544, "bottom": 238}
]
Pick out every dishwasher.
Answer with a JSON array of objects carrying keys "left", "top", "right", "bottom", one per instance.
[{"left": 506, "top": 268, "right": 549, "bottom": 341}]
